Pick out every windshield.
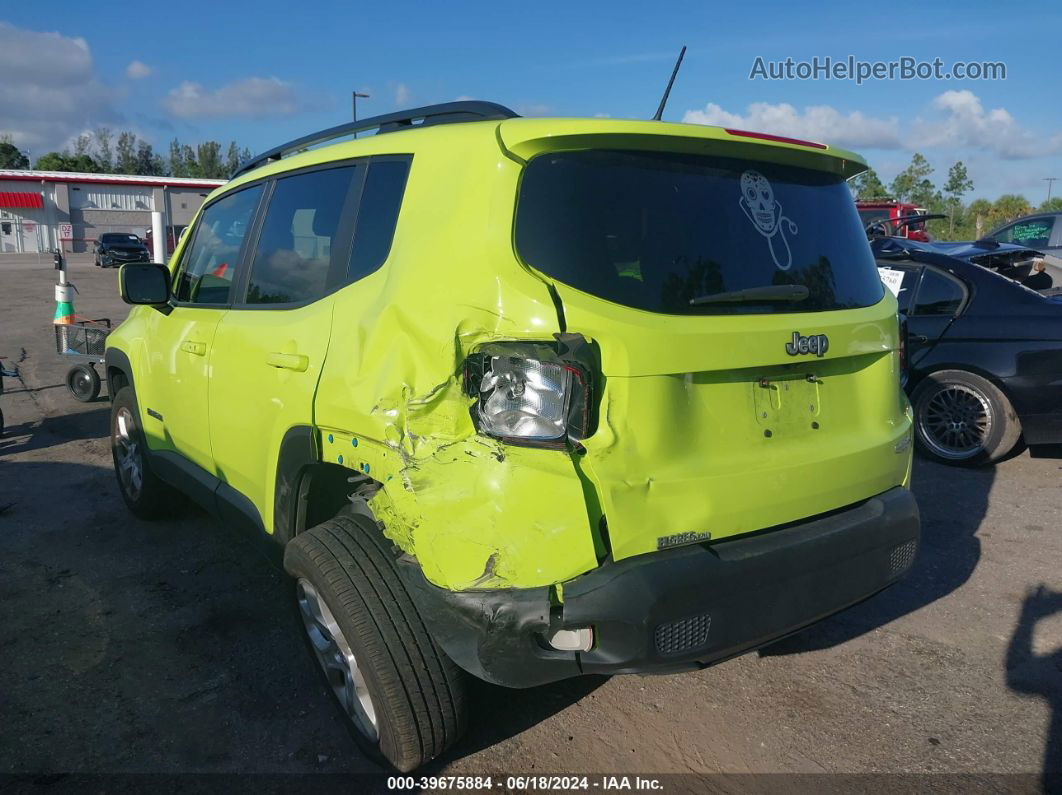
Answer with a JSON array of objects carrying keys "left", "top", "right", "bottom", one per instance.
[
  {"left": 101, "top": 233, "right": 140, "bottom": 245},
  {"left": 515, "top": 150, "right": 884, "bottom": 314}
]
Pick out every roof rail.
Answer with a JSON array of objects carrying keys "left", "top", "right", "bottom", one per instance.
[{"left": 233, "top": 100, "right": 519, "bottom": 178}]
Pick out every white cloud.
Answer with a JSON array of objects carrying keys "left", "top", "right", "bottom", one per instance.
[
  {"left": 163, "top": 77, "right": 303, "bottom": 119},
  {"left": 125, "top": 60, "right": 153, "bottom": 79},
  {"left": 394, "top": 83, "right": 410, "bottom": 106},
  {"left": 683, "top": 101, "right": 902, "bottom": 150},
  {"left": 682, "top": 91, "right": 1060, "bottom": 164},
  {"left": 0, "top": 22, "right": 119, "bottom": 153},
  {"left": 909, "top": 90, "right": 1060, "bottom": 160}
]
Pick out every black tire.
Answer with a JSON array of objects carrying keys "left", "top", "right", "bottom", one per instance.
[
  {"left": 110, "top": 386, "right": 182, "bottom": 519},
  {"left": 911, "top": 369, "right": 1022, "bottom": 465},
  {"left": 284, "top": 514, "right": 467, "bottom": 772},
  {"left": 67, "top": 364, "right": 101, "bottom": 402}
]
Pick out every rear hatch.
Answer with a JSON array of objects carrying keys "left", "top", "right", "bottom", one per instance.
[{"left": 506, "top": 127, "right": 911, "bottom": 561}]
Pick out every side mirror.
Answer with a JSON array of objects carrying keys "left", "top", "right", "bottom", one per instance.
[{"left": 120, "top": 263, "right": 172, "bottom": 308}]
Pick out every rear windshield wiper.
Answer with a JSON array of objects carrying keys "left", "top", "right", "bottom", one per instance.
[{"left": 689, "top": 285, "right": 810, "bottom": 306}]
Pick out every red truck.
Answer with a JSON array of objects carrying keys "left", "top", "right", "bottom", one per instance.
[{"left": 856, "top": 199, "right": 930, "bottom": 242}]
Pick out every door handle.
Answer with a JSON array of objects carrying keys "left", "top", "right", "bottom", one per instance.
[
  {"left": 912, "top": 334, "right": 929, "bottom": 343},
  {"left": 180, "top": 340, "right": 207, "bottom": 356},
  {"left": 266, "top": 352, "right": 309, "bottom": 372}
]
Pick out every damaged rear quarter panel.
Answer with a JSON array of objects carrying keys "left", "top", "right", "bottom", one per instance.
[{"left": 313, "top": 129, "right": 599, "bottom": 591}]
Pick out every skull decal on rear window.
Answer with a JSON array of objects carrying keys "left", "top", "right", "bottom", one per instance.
[{"left": 739, "top": 170, "right": 799, "bottom": 271}]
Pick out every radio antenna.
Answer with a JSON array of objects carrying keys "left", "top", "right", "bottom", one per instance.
[{"left": 653, "top": 45, "right": 687, "bottom": 121}]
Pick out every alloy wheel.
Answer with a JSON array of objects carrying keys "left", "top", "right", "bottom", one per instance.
[
  {"left": 296, "top": 578, "right": 379, "bottom": 741},
  {"left": 918, "top": 383, "right": 992, "bottom": 461},
  {"left": 114, "top": 407, "right": 144, "bottom": 501}
]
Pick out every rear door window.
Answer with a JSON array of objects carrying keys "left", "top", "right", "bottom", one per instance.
[
  {"left": 912, "top": 269, "right": 965, "bottom": 316},
  {"left": 244, "top": 166, "right": 359, "bottom": 305},
  {"left": 515, "top": 150, "right": 884, "bottom": 315},
  {"left": 877, "top": 265, "right": 920, "bottom": 313}
]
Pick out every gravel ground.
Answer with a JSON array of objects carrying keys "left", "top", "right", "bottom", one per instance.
[{"left": 1, "top": 255, "right": 1059, "bottom": 791}]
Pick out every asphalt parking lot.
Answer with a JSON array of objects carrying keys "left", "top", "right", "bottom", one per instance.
[{"left": 1, "top": 254, "right": 1060, "bottom": 789}]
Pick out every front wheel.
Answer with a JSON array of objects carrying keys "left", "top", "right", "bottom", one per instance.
[
  {"left": 284, "top": 514, "right": 468, "bottom": 771},
  {"left": 110, "top": 386, "right": 182, "bottom": 518},
  {"left": 911, "top": 369, "right": 1022, "bottom": 465}
]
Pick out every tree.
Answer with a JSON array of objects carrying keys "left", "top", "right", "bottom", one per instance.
[
  {"left": 196, "top": 141, "right": 225, "bottom": 179},
  {"left": 966, "top": 198, "right": 993, "bottom": 239},
  {"left": 34, "top": 152, "right": 101, "bottom": 172},
  {"left": 93, "top": 127, "right": 113, "bottom": 172},
  {"left": 116, "top": 131, "right": 138, "bottom": 174},
  {"left": 849, "top": 167, "right": 887, "bottom": 199},
  {"left": 1039, "top": 197, "right": 1062, "bottom": 213},
  {"left": 890, "top": 153, "right": 934, "bottom": 203},
  {"left": 73, "top": 134, "right": 92, "bottom": 157},
  {"left": 169, "top": 139, "right": 186, "bottom": 177},
  {"left": 226, "top": 141, "right": 241, "bottom": 177},
  {"left": 0, "top": 138, "right": 30, "bottom": 169},
  {"left": 135, "top": 140, "right": 165, "bottom": 176},
  {"left": 942, "top": 162, "right": 974, "bottom": 235},
  {"left": 181, "top": 144, "right": 199, "bottom": 177},
  {"left": 992, "top": 194, "right": 1032, "bottom": 226}
]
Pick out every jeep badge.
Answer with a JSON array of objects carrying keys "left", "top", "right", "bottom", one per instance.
[{"left": 785, "top": 332, "right": 829, "bottom": 358}]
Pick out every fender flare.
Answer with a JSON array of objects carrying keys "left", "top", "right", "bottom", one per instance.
[
  {"left": 274, "top": 426, "right": 319, "bottom": 545},
  {"left": 103, "top": 347, "right": 135, "bottom": 396}
]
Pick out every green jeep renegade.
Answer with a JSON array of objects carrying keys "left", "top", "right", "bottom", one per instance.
[{"left": 106, "top": 101, "right": 920, "bottom": 771}]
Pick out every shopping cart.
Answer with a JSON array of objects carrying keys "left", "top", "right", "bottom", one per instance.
[
  {"left": 0, "top": 359, "right": 17, "bottom": 437},
  {"left": 55, "top": 318, "right": 111, "bottom": 402}
]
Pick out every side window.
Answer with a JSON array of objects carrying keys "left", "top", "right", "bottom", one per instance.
[
  {"left": 175, "top": 185, "right": 263, "bottom": 304},
  {"left": 997, "top": 217, "right": 1054, "bottom": 248},
  {"left": 878, "top": 266, "right": 919, "bottom": 313},
  {"left": 245, "top": 166, "right": 358, "bottom": 305},
  {"left": 348, "top": 158, "right": 410, "bottom": 282},
  {"left": 913, "top": 269, "right": 964, "bottom": 316},
  {"left": 1002, "top": 215, "right": 1053, "bottom": 246}
]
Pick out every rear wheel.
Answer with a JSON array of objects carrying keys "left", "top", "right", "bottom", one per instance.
[
  {"left": 67, "top": 364, "right": 101, "bottom": 402},
  {"left": 110, "top": 386, "right": 182, "bottom": 518},
  {"left": 912, "top": 369, "right": 1021, "bottom": 465},
  {"left": 284, "top": 513, "right": 467, "bottom": 771}
]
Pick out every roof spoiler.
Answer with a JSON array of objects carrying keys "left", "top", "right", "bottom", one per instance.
[{"left": 233, "top": 101, "right": 519, "bottom": 179}]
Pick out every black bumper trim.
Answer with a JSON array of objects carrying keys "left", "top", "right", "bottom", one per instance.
[{"left": 399, "top": 486, "right": 920, "bottom": 688}]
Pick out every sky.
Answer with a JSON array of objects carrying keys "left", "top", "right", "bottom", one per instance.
[{"left": 2, "top": 0, "right": 1060, "bottom": 201}]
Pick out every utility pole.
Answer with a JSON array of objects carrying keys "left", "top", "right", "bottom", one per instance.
[
  {"left": 1044, "top": 177, "right": 1058, "bottom": 203},
  {"left": 352, "top": 91, "right": 370, "bottom": 136}
]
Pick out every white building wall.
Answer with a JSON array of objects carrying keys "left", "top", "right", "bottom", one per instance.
[{"left": 69, "top": 184, "right": 154, "bottom": 212}]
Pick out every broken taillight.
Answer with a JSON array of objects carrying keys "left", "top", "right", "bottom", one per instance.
[{"left": 463, "top": 341, "right": 594, "bottom": 448}]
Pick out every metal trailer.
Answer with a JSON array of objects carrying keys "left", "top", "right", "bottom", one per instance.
[
  {"left": 0, "top": 360, "right": 17, "bottom": 436},
  {"left": 55, "top": 319, "right": 111, "bottom": 402}
]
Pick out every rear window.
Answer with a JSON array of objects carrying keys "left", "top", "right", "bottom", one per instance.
[{"left": 515, "top": 150, "right": 884, "bottom": 315}]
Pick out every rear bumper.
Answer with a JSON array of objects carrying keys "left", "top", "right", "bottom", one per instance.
[{"left": 400, "top": 486, "right": 921, "bottom": 688}]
